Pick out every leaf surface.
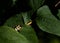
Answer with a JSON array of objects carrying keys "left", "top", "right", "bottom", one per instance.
[
  {"left": 0, "top": 26, "right": 29, "bottom": 43},
  {"left": 36, "top": 5, "right": 60, "bottom": 36}
]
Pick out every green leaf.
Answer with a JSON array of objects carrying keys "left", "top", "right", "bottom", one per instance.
[
  {"left": 29, "top": 0, "right": 45, "bottom": 11},
  {"left": 4, "top": 12, "right": 32, "bottom": 26},
  {"left": 36, "top": 5, "right": 60, "bottom": 36},
  {"left": 57, "top": 9, "right": 60, "bottom": 19},
  {"left": 19, "top": 25, "right": 39, "bottom": 43},
  {"left": 0, "top": 26, "right": 29, "bottom": 43},
  {"left": 4, "top": 14, "right": 23, "bottom": 28},
  {"left": 4, "top": 13, "right": 38, "bottom": 43},
  {"left": 22, "top": 12, "right": 32, "bottom": 25}
]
